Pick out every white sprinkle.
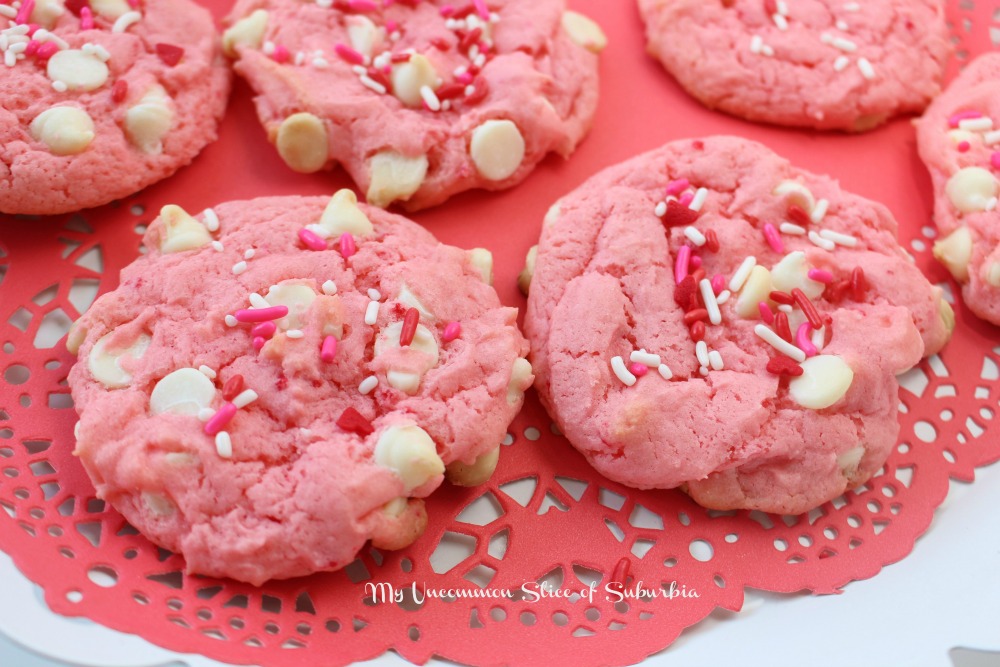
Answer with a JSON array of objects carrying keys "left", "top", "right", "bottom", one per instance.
[
  {"left": 419, "top": 84, "right": 441, "bottom": 111},
  {"left": 836, "top": 19, "right": 849, "bottom": 31},
  {"left": 843, "top": 2, "right": 860, "bottom": 10},
  {"left": 0, "top": 5, "right": 16, "bottom": 17},
  {"left": 244, "top": 248, "right": 255, "bottom": 260},
  {"left": 699, "top": 279, "right": 722, "bottom": 325},
  {"left": 464, "top": 84, "right": 476, "bottom": 97},
  {"left": 773, "top": 13, "right": 788, "bottom": 30},
  {"left": 198, "top": 365, "right": 217, "bottom": 379},
  {"left": 112, "top": 10, "right": 142, "bottom": 33},
  {"left": 857, "top": 57, "right": 875, "bottom": 80},
  {"left": 212, "top": 240, "right": 224, "bottom": 252},
  {"left": 750, "top": 35, "right": 763, "bottom": 54},
  {"left": 630, "top": 349, "right": 661, "bottom": 367},
  {"left": 654, "top": 201, "right": 667, "bottom": 217},
  {"left": 442, "top": 100, "right": 452, "bottom": 111},
  {"left": 657, "top": 363, "right": 673, "bottom": 380},
  {"left": 51, "top": 79, "right": 67, "bottom": 92},
  {"left": 312, "top": 57, "right": 329, "bottom": 69},
  {"left": 689, "top": 187, "right": 708, "bottom": 212},
  {"left": 754, "top": 324, "right": 806, "bottom": 362},
  {"left": 468, "top": 44, "right": 479, "bottom": 61},
  {"left": 729, "top": 256, "right": 757, "bottom": 292},
  {"left": 776, "top": 0, "right": 788, "bottom": 14},
  {"left": 224, "top": 314, "right": 238, "bottom": 327},
  {"left": 359, "top": 375, "right": 379, "bottom": 394},
  {"left": 215, "top": 431, "right": 233, "bottom": 459},
  {"left": 473, "top": 53, "right": 486, "bottom": 68},
  {"left": 232, "top": 389, "right": 258, "bottom": 408},
  {"left": 986, "top": 197, "right": 999, "bottom": 212},
  {"left": 316, "top": 0, "right": 332, "bottom": 7},
  {"left": 833, "top": 56, "right": 850, "bottom": 72},
  {"left": 93, "top": 44, "right": 111, "bottom": 62},
  {"left": 832, "top": 37, "right": 857, "bottom": 52},
  {"left": 294, "top": 51, "right": 306, "bottom": 66},
  {"left": 367, "top": 288, "right": 381, "bottom": 301},
  {"left": 811, "top": 199, "right": 829, "bottom": 223},
  {"left": 708, "top": 350, "right": 724, "bottom": 371},
  {"left": 819, "top": 229, "right": 858, "bottom": 247},
  {"left": 684, "top": 226, "right": 706, "bottom": 246},
  {"left": 821, "top": 33, "right": 834, "bottom": 44},
  {"left": 322, "top": 280, "right": 338, "bottom": 295},
  {"left": 373, "top": 52, "right": 391, "bottom": 69},
  {"left": 249, "top": 293, "right": 268, "bottom": 309},
  {"left": 611, "top": 356, "right": 636, "bottom": 386},
  {"left": 778, "top": 304, "right": 793, "bottom": 313},
  {"left": 360, "top": 76, "right": 387, "bottom": 94},
  {"left": 780, "top": 222, "right": 807, "bottom": 235},
  {"left": 351, "top": 64, "right": 367, "bottom": 75},
  {"left": 761, "top": 44, "right": 774, "bottom": 57},
  {"left": 197, "top": 407, "right": 215, "bottom": 422},
  {"left": 808, "top": 231, "right": 836, "bottom": 251},
  {"left": 390, "top": 31, "right": 401, "bottom": 41},
  {"left": 716, "top": 290, "right": 731, "bottom": 305},
  {"left": 959, "top": 117, "right": 994, "bottom": 132},
  {"left": 232, "top": 261, "right": 248, "bottom": 275},
  {"left": 695, "top": 340, "right": 710, "bottom": 367},
  {"left": 699, "top": 366, "right": 709, "bottom": 376},
  {"left": 7, "top": 41, "right": 26, "bottom": 54},
  {"left": 983, "top": 130, "right": 1000, "bottom": 146},
  {"left": 263, "top": 41, "right": 275, "bottom": 56},
  {"left": 286, "top": 329, "right": 304, "bottom": 339},
  {"left": 364, "top": 300, "right": 379, "bottom": 325},
  {"left": 811, "top": 326, "right": 825, "bottom": 352},
  {"left": 202, "top": 208, "right": 219, "bottom": 232}
]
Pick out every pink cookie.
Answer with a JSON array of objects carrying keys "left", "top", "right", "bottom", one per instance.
[
  {"left": 524, "top": 137, "right": 953, "bottom": 515},
  {"left": 637, "top": 0, "right": 950, "bottom": 131},
  {"left": 67, "top": 192, "right": 532, "bottom": 584},
  {"left": 0, "top": 0, "right": 230, "bottom": 215},
  {"left": 222, "top": 0, "right": 604, "bottom": 210},
  {"left": 917, "top": 53, "right": 1000, "bottom": 326}
]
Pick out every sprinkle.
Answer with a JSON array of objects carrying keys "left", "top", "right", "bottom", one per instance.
[
  {"left": 678, "top": 191, "right": 694, "bottom": 207},
  {"left": 201, "top": 208, "right": 219, "bottom": 232},
  {"left": 704, "top": 229, "right": 720, "bottom": 253},
  {"left": 819, "top": 229, "right": 857, "bottom": 247},
  {"left": 710, "top": 274, "right": 726, "bottom": 295},
  {"left": 851, "top": 267, "right": 867, "bottom": 301},
  {"left": 271, "top": 44, "right": 290, "bottom": 63},
  {"left": 833, "top": 55, "right": 849, "bottom": 72},
  {"left": 716, "top": 290, "right": 731, "bottom": 305},
  {"left": 957, "top": 141, "right": 971, "bottom": 153},
  {"left": 0, "top": 5, "right": 17, "bottom": 18},
  {"left": 334, "top": 43, "right": 365, "bottom": 65},
  {"left": 695, "top": 340, "right": 710, "bottom": 367},
  {"left": 795, "top": 323, "right": 818, "bottom": 357},
  {"left": 112, "top": 10, "right": 142, "bottom": 33},
  {"left": 690, "top": 321, "right": 706, "bottom": 342},
  {"left": 339, "top": 233, "right": 356, "bottom": 258},
  {"left": 665, "top": 178, "right": 689, "bottom": 196},
  {"left": 843, "top": 2, "right": 860, "bottom": 10},
  {"left": 758, "top": 302, "right": 775, "bottom": 324},
  {"left": 766, "top": 355, "right": 804, "bottom": 377},
  {"left": 699, "top": 366, "right": 709, "bottom": 376},
  {"left": 780, "top": 222, "right": 806, "bottom": 235},
  {"left": 232, "top": 389, "right": 258, "bottom": 409},
  {"left": 611, "top": 356, "right": 636, "bottom": 386},
  {"left": 808, "top": 231, "right": 835, "bottom": 251},
  {"left": 248, "top": 293, "right": 269, "bottom": 309},
  {"left": 630, "top": 349, "right": 661, "bottom": 366},
  {"left": 14, "top": 0, "right": 34, "bottom": 24},
  {"left": 949, "top": 110, "right": 983, "bottom": 128},
  {"left": 198, "top": 365, "right": 217, "bottom": 379},
  {"left": 320, "top": 335, "right": 337, "bottom": 362},
  {"left": 215, "top": 431, "right": 232, "bottom": 459},
  {"left": 661, "top": 200, "right": 700, "bottom": 227},
  {"left": 224, "top": 315, "right": 238, "bottom": 327},
  {"left": 251, "top": 321, "right": 276, "bottom": 339},
  {"left": 729, "top": 256, "right": 757, "bottom": 292},
  {"left": 987, "top": 197, "right": 999, "bottom": 212},
  {"left": 832, "top": 36, "right": 857, "bottom": 52},
  {"left": 337, "top": 407, "right": 373, "bottom": 436},
  {"left": 857, "top": 57, "right": 875, "bottom": 80},
  {"left": 51, "top": 80, "right": 68, "bottom": 92},
  {"left": 232, "top": 261, "right": 248, "bottom": 275},
  {"left": 364, "top": 300, "right": 379, "bottom": 325},
  {"left": 221, "top": 375, "right": 244, "bottom": 401},
  {"left": 242, "top": 249, "right": 255, "bottom": 260},
  {"left": 836, "top": 19, "right": 848, "bottom": 30},
  {"left": 807, "top": 268, "right": 833, "bottom": 283},
  {"left": 348, "top": 0, "right": 378, "bottom": 10},
  {"left": 155, "top": 43, "right": 184, "bottom": 66},
  {"left": 683, "top": 308, "right": 708, "bottom": 326},
  {"left": 674, "top": 245, "right": 692, "bottom": 284},
  {"left": 754, "top": 324, "right": 806, "bottom": 362},
  {"left": 443, "top": 321, "right": 461, "bottom": 342},
  {"left": 79, "top": 5, "right": 95, "bottom": 29},
  {"left": 235, "top": 306, "right": 288, "bottom": 323},
  {"left": 761, "top": 44, "right": 774, "bottom": 57},
  {"left": 367, "top": 288, "right": 381, "bottom": 301},
  {"left": 212, "top": 241, "right": 224, "bottom": 252},
  {"left": 359, "top": 375, "right": 378, "bottom": 395},
  {"left": 322, "top": 280, "right": 338, "bottom": 295},
  {"left": 770, "top": 290, "right": 794, "bottom": 305},
  {"left": 472, "top": 0, "right": 489, "bottom": 19},
  {"left": 204, "top": 403, "right": 237, "bottom": 436},
  {"left": 699, "top": 279, "right": 722, "bottom": 325},
  {"left": 399, "top": 307, "right": 420, "bottom": 346},
  {"left": 750, "top": 34, "right": 763, "bottom": 54},
  {"left": 811, "top": 326, "right": 825, "bottom": 351},
  {"left": 984, "top": 131, "right": 1000, "bottom": 146},
  {"left": 708, "top": 350, "right": 724, "bottom": 371},
  {"left": 689, "top": 187, "right": 708, "bottom": 212},
  {"left": 959, "top": 117, "right": 993, "bottom": 132},
  {"left": 197, "top": 408, "right": 214, "bottom": 422},
  {"left": 775, "top": 311, "right": 793, "bottom": 342},
  {"left": 629, "top": 362, "right": 648, "bottom": 377},
  {"left": 684, "top": 226, "right": 706, "bottom": 246},
  {"left": 658, "top": 364, "right": 673, "bottom": 380},
  {"left": 360, "top": 75, "right": 387, "bottom": 94},
  {"left": 286, "top": 329, "right": 304, "bottom": 339},
  {"left": 654, "top": 201, "right": 667, "bottom": 217},
  {"left": 36, "top": 40, "right": 60, "bottom": 59},
  {"left": 772, "top": 13, "right": 788, "bottom": 30},
  {"left": 253, "top": 336, "right": 265, "bottom": 350},
  {"left": 787, "top": 205, "right": 812, "bottom": 227},
  {"left": 777, "top": 304, "right": 793, "bottom": 313},
  {"left": 763, "top": 223, "right": 784, "bottom": 253},
  {"left": 420, "top": 84, "right": 441, "bottom": 111}
]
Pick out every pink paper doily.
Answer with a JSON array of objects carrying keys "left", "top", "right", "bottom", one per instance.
[{"left": 1, "top": 1, "right": 999, "bottom": 665}]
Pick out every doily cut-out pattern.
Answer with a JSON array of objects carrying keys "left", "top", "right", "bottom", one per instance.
[{"left": 1, "top": 1, "right": 999, "bottom": 666}]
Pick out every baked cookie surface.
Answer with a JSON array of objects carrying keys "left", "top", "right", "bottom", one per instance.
[
  {"left": 917, "top": 53, "right": 1000, "bottom": 325},
  {"left": 637, "top": 0, "right": 950, "bottom": 131},
  {"left": 67, "top": 192, "right": 531, "bottom": 584},
  {"left": 0, "top": 0, "right": 230, "bottom": 215},
  {"left": 525, "top": 137, "right": 953, "bottom": 515},
  {"left": 222, "top": 0, "right": 603, "bottom": 210}
]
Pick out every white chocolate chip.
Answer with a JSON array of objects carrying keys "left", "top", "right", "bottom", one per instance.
[
  {"left": 469, "top": 119, "right": 525, "bottom": 181},
  {"left": 46, "top": 49, "right": 108, "bottom": 91},
  {"left": 837, "top": 446, "right": 865, "bottom": 475},
  {"left": 518, "top": 245, "right": 537, "bottom": 296},
  {"left": 396, "top": 283, "right": 433, "bottom": 318},
  {"left": 374, "top": 424, "right": 444, "bottom": 492},
  {"left": 265, "top": 282, "right": 317, "bottom": 330},
  {"left": 986, "top": 262, "right": 1000, "bottom": 288},
  {"left": 946, "top": 167, "right": 999, "bottom": 214},
  {"left": 789, "top": 355, "right": 854, "bottom": 410},
  {"left": 932, "top": 226, "right": 973, "bottom": 282},
  {"left": 124, "top": 85, "right": 174, "bottom": 154},
  {"left": 30, "top": 0, "right": 65, "bottom": 28},
  {"left": 446, "top": 447, "right": 500, "bottom": 487},
  {"left": 366, "top": 151, "right": 428, "bottom": 207},
  {"left": 141, "top": 492, "right": 174, "bottom": 516},
  {"left": 734, "top": 265, "right": 773, "bottom": 318},
  {"left": 222, "top": 9, "right": 268, "bottom": 57},
  {"left": 506, "top": 357, "right": 533, "bottom": 406},
  {"left": 772, "top": 180, "right": 815, "bottom": 212},
  {"left": 346, "top": 15, "right": 384, "bottom": 58},
  {"left": 276, "top": 113, "right": 328, "bottom": 173},
  {"left": 375, "top": 321, "right": 439, "bottom": 393},
  {"left": 770, "top": 251, "right": 825, "bottom": 299},
  {"left": 159, "top": 204, "right": 211, "bottom": 253},
  {"left": 317, "top": 189, "right": 373, "bottom": 237},
  {"left": 90, "top": 0, "right": 129, "bottom": 19},
  {"left": 30, "top": 106, "right": 94, "bottom": 155},
  {"left": 543, "top": 201, "right": 561, "bottom": 228},
  {"left": 88, "top": 331, "right": 151, "bottom": 388},
  {"left": 149, "top": 368, "right": 217, "bottom": 416},
  {"left": 385, "top": 370, "right": 421, "bottom": 394},
  {"left": 390, "top": 53, "right": 438, "bottom": 107},
  {"left": 467, "top": 248, "right": 493, "bottom": 284},
  {"left": 561, "top": 11, "right": 607, "bottom": 53}
]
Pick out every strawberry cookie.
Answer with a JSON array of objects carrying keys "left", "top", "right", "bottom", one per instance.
[
  {"left": 222, "top": 0, "right": 604, "bottom": 210},
  {"left": 67, "top": 191, "right": 531, "bottom": 584},
  {"left": 524, "top": 137, "right": 953, "bottom": 515},
  {"left": 917, "top": 53, "right": 1000, "bottom": 326},
  {"left": 0, "top": 0, "right": 230, "bottom": 215},
  {"left": 637, "top": 0, "right": 950, "bottom": 131}
]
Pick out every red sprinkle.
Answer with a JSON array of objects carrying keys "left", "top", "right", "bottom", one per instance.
[
  {"left": 64, "top": 0, "right": 88, "bottom": 15},
  {"left": 399, "top": 307, "right": 420, "bottom": 346},
  {"left": 791, "top": 288, "right": 823, "bottom": 329},
  {"left": 221, "top": 375, "right": 245, "bottom": 402},
  {"left": 430, "top": 36, "right": 450, "bottom": 51},
  {"left": 442, "top": 321, "right": 461, "bottom": 342},
  {"left": 320, "top": 335, "right": 337, "bottom": 362},
  {"left": 251, "top": 321, "right": 276, "bottom": 339},
  {"left": 79, "top": 6, "right": 94, "bottom": 29},
  {"left": 787, "top": 205, "right": 811, "bottom": 227},
  {"left": 24, "top": 40, "right": 39, "bottom": 56},
  {"left": 390, "top": 51, "right": 413, "bottom": 63},
  {"left": 766, "top": 356, "right": 804, "bottom": 377},
  {"left": 824, "top": 279, "right": 850, "bottom": 304},
  {"left": 235, "top": 306, "right": 288, "bottom": 323},
  {"left": 111, "top": 79, "right": 128, "bottom": 103},
  {"left": 337, "top": 407, "right": 374, "bottom": 437},
  {"left": 769, "top": 290, "right": 794, "bottom": 305},
  {"left": 204, "top": 403, "right": 237, "bottom": 436},
  {"left": 460, "top": 26, "right": 483, "bottom": 51},
  {"left": 690, "top": 255, "right": 703, "bottom": 270},
  {"left": 850, "top": 267, "right": 867, "bottom": 301},
  {"left": 271, "top": 44, "right": 290, "bottom": 63},
  {"left": 690, "top": 321, "right": 706, "bottom": 342},
  {"left": 683, "top": 308, "right": 708, "bottom": 326},
  {"left": 339, "top": 233, "right": 356, "bottom": 258},
  {"left": 673, "top": 275, "right": 697, "bottom": 310},
  {"left": 335, "top": 43, "right": 366, "bottom": 65},
  {"left": 35, "top": 41, "right": 58, "bottom": 61},
  {"left": 435, "top": 82, "right": 465, "bottom": 100},
  {"left": 691, "top": 267, "right": 706, "bottom": 284},
  {"left": 957, "top": 141, "right": 971, "bottom": 153},
  {"left": 775, "top": 312, "right": 792, "bottom": 342},
  {"left": 609, "top": 557, "right": 630, "bottom": 595},
  {"left": 298, "top": 227, "right": 327, "bottom": 251},
  {"left": 463, "top": 77, "right": 489, "bottom": 105},
  {"left": 155, "top": 43, "right": 184, "bottom": 67},
  {"left": 704, "top": 229, "right": 720, "bottom": 253},
  {"left": 629, "top": 362, "right": 648, "bottom": 377},
  {"left": 763, "top": 0, "right": 778, "bottom": 15}
]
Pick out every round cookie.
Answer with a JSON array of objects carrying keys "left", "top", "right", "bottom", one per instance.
[
  {"left": 917, "top": 53, "right": 1000, "bottom": 326},
  {"left": 637, "top": 0, "right": 950, "bottom": 131},
  {"left": 0, "top": 0, "right": 230, "bottom": 215},
  {"left": 222, "top": 0, "right": 604, "bottom": 210},
  {"left": 524, "top": 137, "right": 953, "bottom": 515},
  {"left": 67, "top": 191, "right": 532, "bottom": 585}
]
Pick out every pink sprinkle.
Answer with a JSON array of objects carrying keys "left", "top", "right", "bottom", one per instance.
[
  {"left": 339, "top": 233, "right": 356, "bottom": 258},
  {"left": 796, "top": 323, "right": 818, "bottom": 357},
  {"left": 957, "top": 141, "right": 971, "bottom": 153},
  {"left": 251, "top": 321, "right": 276, "bottom": 339},
  {"left": 35, "top": 41, "right": 58, "bottom": 60},
  {"left": 252, "top": 336, "right": 266, "bottom": 351},
  {"left": 678, "top": 192, "right": 694, "bottom": 207},
  {"left": 758, "top": 302, "right": 775, "bottom": 324},
  {"left": 443, "top": 321, "right": 461, "bottom": 342},
  {"left": 25, "top": 23, "right": 38, "bottom": 36},
  {"left": 439, "top": 4, "right": 455, "bottom": 16},
  {"left": 348, "top": 0, "right": 378, "bottom": 10},
  {"left": 385, "top": 19, "right": 398, "bottom": 33},
  {"left": 665, "top": 178, "right": 690, "bottom": 197},
  {"left": 320, "top": 335, "right": 338, "bottom": 362},
  {"left": 15, "top": 0, "right": 34, "bottom": 25},
  {"left": 948, "top": 110, "right": 982, "bottom": 128},
  {"left": 127, "top": 0, "right": 138, "bottom": 7},
  {"left": 334, "top": 43, "right": 366, "bottom": 65},
  {"left": 298, "top": 227, "right": 327, "bottom": 251},
  {"left": 674, "top": 245, "right": 692, "bottom": 284},
  {"left": 204, "top": 403, "right": 237, "bottom": 436},
  {"left": 629, "top": 362, "right": 648, "bottom": 377},
  {"left": 473, "top": 0, "right": 489, "bottom": 19},
  {"left": 456, "top": 71, "right": 474, "bottom": 84},
  {"left": 710, "top": 274, "right": 725, "bottom": 295},
  {"left": 762, "top": 223, "right": 784, "bottom": 253},
  {"left": 272, "top": 44, "right": 290, "bottom": 63},
  {"left": 24, "top": 39, "right": 39, "bottom": 56},
  {"left": 807, "top": 268, "right": 833, "bottom": 284},
  {"left": 690, "top": 254, "right": 703, "bottom": 269},
  {"left": 991, "top": 152, "right": 1000, "bottom": 170},
  {"left": 80, "top": 6, "right": 94, "bottom": 30},
  {"left": 235, "top": 306, "right": 289, "bottom": 323}
]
